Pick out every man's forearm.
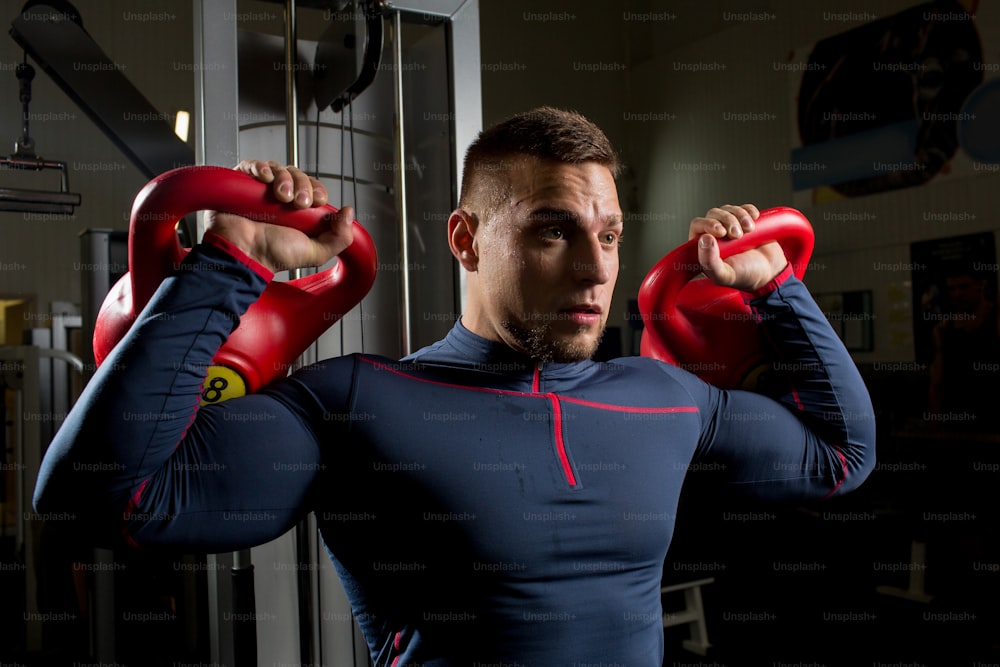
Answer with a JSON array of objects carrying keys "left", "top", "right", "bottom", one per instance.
[{"left": 33, "top": 240, "right": 269, "bottom": 540}]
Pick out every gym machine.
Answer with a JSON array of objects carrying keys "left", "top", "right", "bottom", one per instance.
[{"left": 5, "top": 0, "right": 481, "bottom": 664}]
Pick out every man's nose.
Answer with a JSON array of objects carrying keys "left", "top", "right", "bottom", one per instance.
[{"left": 571, "top": 236, "right": 613, "bottom": 284}]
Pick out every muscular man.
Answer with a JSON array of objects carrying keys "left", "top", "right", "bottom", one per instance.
[{"left": 34, "top": 107, "right": 875, "bottom": 665}]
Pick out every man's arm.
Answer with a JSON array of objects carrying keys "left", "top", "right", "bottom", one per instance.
[
  {"left": 33, "top": 163, "right": 355, "bottom": 551},
  {"left": 689, "top": 270, "right": 876, "bottom": 500},
  {"left": 682, "top": 204, "right": 876, "bottom": 499}
]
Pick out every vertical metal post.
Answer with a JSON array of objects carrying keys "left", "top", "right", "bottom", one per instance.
[
  {"left": 448, "top": 1, "right": 482, "bottom": 316},
  {"left": 285, "top": 0, "right": 314, "bottom": 365},
  {"left": 391, "top": 10, "right": 412, "bottom": 356},
  {"left": 13, "top": 346, "right": 41, "bottom": 651},
  {"left": 283, "top": 3, "right": 322, "bottom": 665},
  {"left": 193, "top": 1, "right": 240, "bottom": 665},
  {"left": 284, "top": 0, "right": 299, "bottom": 168}
]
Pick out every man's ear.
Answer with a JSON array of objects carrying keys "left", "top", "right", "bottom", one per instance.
[{"left": 448, "top": 208, "right": 479, "bottom": 271}]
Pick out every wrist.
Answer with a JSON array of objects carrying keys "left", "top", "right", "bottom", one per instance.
[
  {"left": 202, "top": 231, "right": 275, "bottom": 281},
  {"left": 743, "top": 262, "right": 793, "bottom": 299}
]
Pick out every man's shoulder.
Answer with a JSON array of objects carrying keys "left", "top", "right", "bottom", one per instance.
[
  {"left": 568, "top": 355, "right": 705, "bottom": 390},
  {"left": 592, "top": 355, "right": 689, "bottom": 374}
]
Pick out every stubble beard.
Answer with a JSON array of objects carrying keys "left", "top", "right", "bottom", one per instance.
[{"left": 503, "top": 320, "right": 605, "bottom": 363}]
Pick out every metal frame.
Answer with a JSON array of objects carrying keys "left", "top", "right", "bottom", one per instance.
[
  {"left": 2, "top": 341, "right": 84, "bottom": 653},
  {"left": 394, "top": 0, "right": 482, "bottom": 316},
  {"left": 9, "top": 3, "right": 194, "bottom": 179},
  {"left": 191, "top": 1, "right": 480, "bottom": 664}
]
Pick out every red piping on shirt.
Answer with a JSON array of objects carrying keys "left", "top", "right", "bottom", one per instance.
[
  {"left": 823, "top": 444, "right": 849, "bottom": 498},
  {"left": 360, "top": 358, "right": 699, "bottom": 489},
  {"left": 121, "top": 478, "right": 150, "bottom": 549},
  {"left": 546, "top": 393, "right": 576, "bottom": 486},
  {"left": 359, "top": 358, "right": 699, "bottom": 415}
]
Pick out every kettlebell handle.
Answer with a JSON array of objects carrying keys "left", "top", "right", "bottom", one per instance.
[
  {"left": 129, "top": 165, "right": 375, "bottom": 309},
  {"left": 638, "top": 207, "right": 814, "bottom": 364}
]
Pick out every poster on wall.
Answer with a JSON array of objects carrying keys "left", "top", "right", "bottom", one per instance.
[
  {"left": 911, "top": 231, "right": 997, "bottom": 363},
  {"left": 814, "top": 290, "right": 874, "bottom": 352},
  {"left": 787, "top": 0, "right": 998, "bottom": 205},
  {"left": 910, "top": 231, "right": 998, "bottom": 428}
]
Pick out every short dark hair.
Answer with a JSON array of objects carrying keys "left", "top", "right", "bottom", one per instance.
[{"left": 459, "top": 107, "right": 621, "bottom": 220}]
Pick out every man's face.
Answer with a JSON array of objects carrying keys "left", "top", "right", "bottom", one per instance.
[
  {"left": 945, "top": 275, "right": 985, "bottom": 313},
  {"left": 470, "top": 159, "right": 622, "bottom": 362}
]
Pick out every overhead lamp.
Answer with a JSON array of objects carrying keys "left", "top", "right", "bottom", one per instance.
[
  {"left": 0, "top": 57, "right": 81, "bottom": 215},
  {"left": 174, "top": 109, "right": 189, "bottom": 143}
]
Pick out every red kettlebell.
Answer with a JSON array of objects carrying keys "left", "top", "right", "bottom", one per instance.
[
  {"left": 638, "top": 207, "right": 814, "bottom": 389},
  {"left": 93, "top": 165, "right": 378, "bottom": 403}
]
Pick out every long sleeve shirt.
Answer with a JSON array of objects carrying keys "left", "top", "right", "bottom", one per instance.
[{"left": 34, "top": 239, "right": 876, "bottom": 666}]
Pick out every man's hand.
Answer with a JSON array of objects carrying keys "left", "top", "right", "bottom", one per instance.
[
  {"left": 206, "top": 160, "right": 354, "bottom": 273},
  {"left": 687, "top": 204, "right": 788, "bottom": 293}
]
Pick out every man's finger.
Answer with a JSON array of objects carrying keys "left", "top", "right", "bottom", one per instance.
[
  {"left": 688, "top": 217, "right": 727, "bottom": 240},
  {"left": 309, "top": 177, "right": 329, "bottom": 207},
  {"left": 705, "top": 207, "right": 745, "bottom": 239},
  {"left": 286, "top": 167, "right": 314, "bottom": 207},
  {"left": 739, "top": 203, "right": 760, "bottom": 220},
  {"left": 697, "top": 233, "right": 735, "bottom": 286}
]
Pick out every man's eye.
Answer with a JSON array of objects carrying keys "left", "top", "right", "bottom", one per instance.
[
  {"left": 540, "top": 227, "right": 565, "bottom": 240},
  {"left": 602, "top": 232, "right": 621, "bottom": 246}
]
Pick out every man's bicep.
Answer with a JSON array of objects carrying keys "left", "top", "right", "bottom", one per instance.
[
  {"left": 124, "top": 391, "right": 327, "bottom": 552},
  {"left": 696, "top": 389, "right": 852, "bottom": 502}
]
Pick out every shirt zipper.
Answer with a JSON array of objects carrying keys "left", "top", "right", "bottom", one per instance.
[{"left": 534, "top": 362, "right": 578, "bottom": 487}]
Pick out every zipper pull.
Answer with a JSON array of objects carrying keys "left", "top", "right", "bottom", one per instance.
[{"left": 532, "top": 361, "right": 543, "bottom": 393}]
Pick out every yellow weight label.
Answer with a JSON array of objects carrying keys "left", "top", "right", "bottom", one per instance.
[
  {"left": 200, "top": 365, "right": 247, "bottom": 406},
  {"left": 740, "top": 363, "right": 769, "bottom": 392}
]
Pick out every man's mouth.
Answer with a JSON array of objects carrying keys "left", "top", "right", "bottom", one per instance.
[{"left": 560, "top": 304, "right": 602, "bottom": 326}]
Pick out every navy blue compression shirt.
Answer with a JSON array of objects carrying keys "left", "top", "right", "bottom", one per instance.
[{"left": 35, "top": 237, "right": 875, "bottom": 666}]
